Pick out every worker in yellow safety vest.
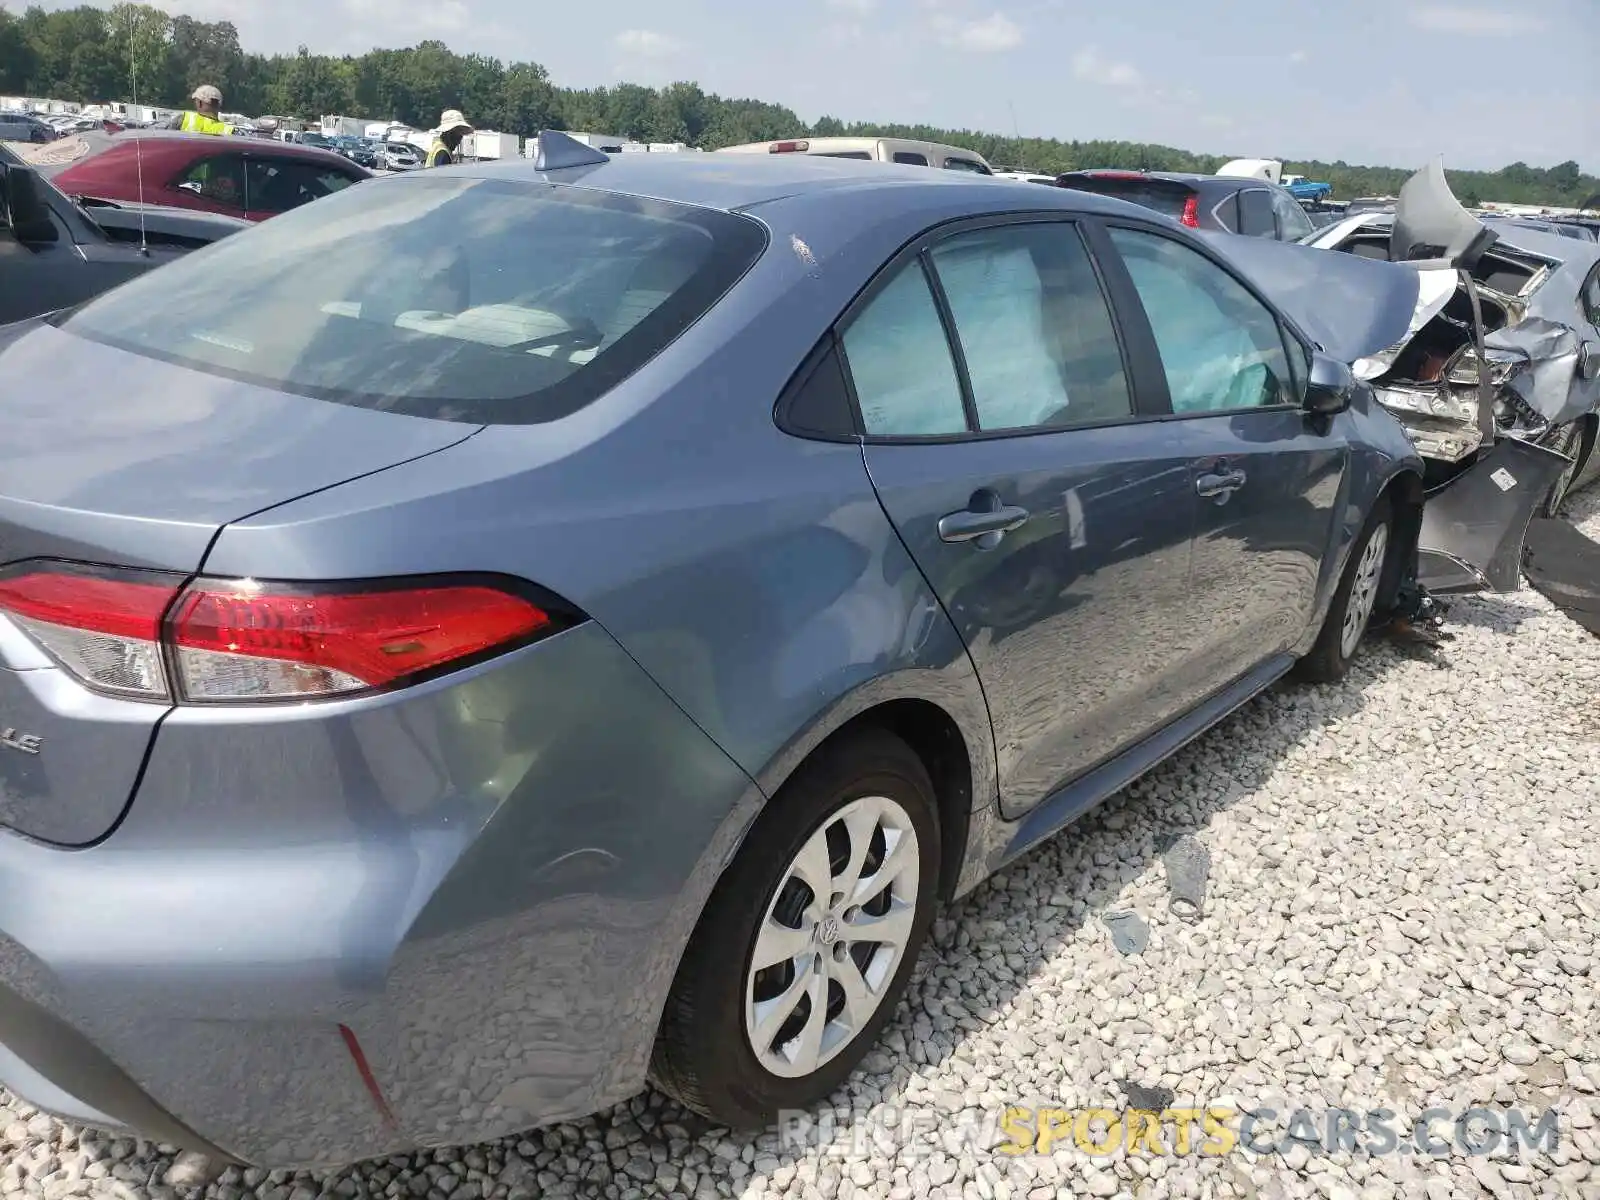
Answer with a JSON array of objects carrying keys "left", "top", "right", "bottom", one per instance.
[
  {"left": 166, "top": 85, "right": 234, "bottom": 135},
  {"left": 427, "top": 109, "right": 474, "bottom": 167}
]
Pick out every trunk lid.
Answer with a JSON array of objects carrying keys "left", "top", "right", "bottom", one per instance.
[{"left": 0, "top": 320, "right": 476, "bottom": 845}]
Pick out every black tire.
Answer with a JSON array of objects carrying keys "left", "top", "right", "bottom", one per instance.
[
  {"left": 651, "top": 729, "right": 940, "bottom": 1128},
  {"left": 1295, "top": 495, "right": 1394, "bottom": 683},
  {"left": 1541, "top": 421, "right": 1588, "bottom": 518}
]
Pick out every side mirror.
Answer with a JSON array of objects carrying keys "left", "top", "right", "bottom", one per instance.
[
  {"left": 178, "top": 180, "right": 204, "bottom": 194},
  {"left": 1304, "top": 352, "right": 1355, "bottom": 416},
  {"left": 1580, "top": 341, "right": 1599, "bottom": 383},
  {"left": 0, "top": 165, "right": 59, "bottom": 244}
]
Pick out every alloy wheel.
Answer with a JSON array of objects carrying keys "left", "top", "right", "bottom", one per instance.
[
  {"left": 744, "top": 795, "right": 920, "bottom": 1079},
  {"left": 1340, "top": 523, "right": 1389, "bottom": 660}
]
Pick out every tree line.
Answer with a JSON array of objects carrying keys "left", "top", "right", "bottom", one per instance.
[{"left": 2, "top": 3, "right": 1594, "bottom": 208}]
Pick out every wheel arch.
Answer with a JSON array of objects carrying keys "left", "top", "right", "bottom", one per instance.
[
  {"left": 746, "top": 681, "right": 994, "bottom": 905},
  {"left": 1380, "top": 466, "right": 1426, "bottom": 608}
]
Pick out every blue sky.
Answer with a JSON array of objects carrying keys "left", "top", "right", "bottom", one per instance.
[{"left": 36, "top": 0, "right": 1599, "bottom": 170}]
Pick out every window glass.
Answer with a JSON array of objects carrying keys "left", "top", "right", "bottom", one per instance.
[
  {"left": 60, "top": 176, "right": 767, "bottom": 425},
  {"left": 818, "top": 151, "right": 872, "bottom": 160},
  {"left": 930, "top": 224, "right": 1132, "bottom": 430},
  {"left": 175, "top": 155, "right": 246, "bottom": 208},
  {"left": 1237, "top": 189, "right": 1275, "bottom": 238},
  {"left": 1109, "top": 227, "right": 1295, "bottom": 414},
  {"left": 893, "top": 152, "right": 929, "bottom": 166},
  {"left": 245, "top": 157, "right": 359, "bottom": 214},
  {"left": 840, "top": 262, "right": 968, "bottom": 436},
  {"left": 1060, "top": 176, "right": 1193, "bottom": 221},
  {"left": 1271, "top": 190, "right": 1315, "bottom": 241},
  {"left": 942, "top": 158, "right": 990, "bottom": 174},
  {"left": 1582, "top": 267, "right": 1600, "bottom": 325}
]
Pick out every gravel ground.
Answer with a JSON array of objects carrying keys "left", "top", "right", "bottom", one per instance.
[{"left": 4, "top": 490, "right": 1600, "bottom": 1200}]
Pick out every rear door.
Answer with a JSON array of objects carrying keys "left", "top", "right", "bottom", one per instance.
[
  {"left": 847, "top": 217, "right": 1199, "bottom": 818},
  {"left": 1099, "top": 222, "right": 1345, "bottom": 690}
]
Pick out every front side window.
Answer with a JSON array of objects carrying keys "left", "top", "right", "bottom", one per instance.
[
  {"left": 1109, "top": 226, "right": 1296, "bottom": 414},
  {"left": 174, "top": 155, "right": 246, "bottom": 208},
  {"left": 942, "top": 158, "right": 990, "bottom": 174},
  {"left": 929, "top": 224, "right": 1132, "bottom": 430},
  {"left": 840, "top": 262, "right": 968, "bottom": 436},
  {"left": 1271, "top": 190, "right": 1315, "bottom": 241},
  {"left": 1582, "top": 266, "right": 1600, "bottom": 325},
  {"left": 1237, "top": 189, "right": 1275, "bottom": 238},
  {"left": 61, "top": 176, "right": 767, "bottom": 424}
]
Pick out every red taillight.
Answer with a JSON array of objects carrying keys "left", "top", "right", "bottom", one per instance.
[
  {"left": 769, "top": 140, "right": 810, "bottom": 154},
  {"left": 1180, "top": 194, "right": 1201, "bottom": 228},
  {"left": 0, "top": 563, "right": 568, "bottom": 704},
  {"left": 0, "top": 565, "right": 178, "bottom": 698}
]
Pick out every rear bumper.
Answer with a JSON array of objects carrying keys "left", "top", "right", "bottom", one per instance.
[{"left": 0, "top": 621, "right": 761, "bottom": 1168}]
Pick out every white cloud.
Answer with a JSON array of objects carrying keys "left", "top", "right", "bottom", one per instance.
[
  {"left": 826, "top": 0, "right": 878, "bottom": 14},
  {"left": 1406, "top": 6, "right": 1548, "bottom": 35},
  {"left": 1288, "top": 50, "right": 1308, "bottom": 64},
  {"left": 612, "top": 29, "right": 686, "bottom": 59},
  {"left": 1071, "top": 46, "right": 1142, "bottom": 88},
  {"left": 931, "top": 12, "right": 1022, "bottom": 53}
]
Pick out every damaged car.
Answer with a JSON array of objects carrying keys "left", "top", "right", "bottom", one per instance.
[
  {"left": 1306, "top": 159, "right": 1600, "bottom": 526},
  {"left": 0, "top": 140, "right": 1565, "bottom": 1167}
]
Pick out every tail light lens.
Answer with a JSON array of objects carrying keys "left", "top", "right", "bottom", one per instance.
[
  {"left": 1180, "top": 194, "right": 1201, "bottom": 228},
  {"left": 0, "top": 563, "right": 572, "bottom": 704}
]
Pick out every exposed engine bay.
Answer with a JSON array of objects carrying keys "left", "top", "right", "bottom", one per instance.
[{"left": 1307, "top": 160, "right": 1600, "bottom": 497}]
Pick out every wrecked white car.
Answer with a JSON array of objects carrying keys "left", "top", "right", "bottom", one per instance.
[{"left": 1306, "top": 160, "right": 1600, "bottom": 519}]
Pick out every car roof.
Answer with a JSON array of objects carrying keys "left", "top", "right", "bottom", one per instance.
[
  {"left": 442, "top": 151, "right": 1138, "bottom": 216},
  {"left": 87, "top": 129, "right": 360, "bottom": 162}
]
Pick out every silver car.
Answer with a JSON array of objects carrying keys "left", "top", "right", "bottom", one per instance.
[{"left": 0, "top": 135, "right": 1556, "bottom": 1169}]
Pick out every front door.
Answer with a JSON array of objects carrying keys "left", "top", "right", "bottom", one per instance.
[
  {"left": 845, "top": 219, "right": 1200, "bottom": 817},
  {"left": 1102, "top": 224, "right": 1344, "bottom": 694}
]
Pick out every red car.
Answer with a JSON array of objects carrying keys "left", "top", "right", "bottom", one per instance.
[{"left": 45, "top": 130, "right": 371, "bottom": 222}]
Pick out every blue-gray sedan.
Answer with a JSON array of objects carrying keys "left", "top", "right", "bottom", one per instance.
[{"left": 0, "top": 134, "right": 1558, "bottom": 1168}]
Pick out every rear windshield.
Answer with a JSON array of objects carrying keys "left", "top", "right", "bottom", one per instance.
[
  {"left": 1057, "top": 176, "right": 1194, "bottom": 218},
  {"left": 59, "top": 176, "right": 768, "bottom": 424}
]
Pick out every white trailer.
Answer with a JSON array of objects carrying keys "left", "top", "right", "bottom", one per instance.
[
  {"left": 1216, "top": 157, "right": 1283, "bottom": 184},
  {"left": 465, "top": 131, "right": 519, "bottom": 160},
  {"left": 321, "top": 115, "right": 365, "bottom": 139}
]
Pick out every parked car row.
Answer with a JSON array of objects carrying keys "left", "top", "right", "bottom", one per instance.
[{"left": 0, "top": 131, "right": 1586, "bottom": 1173}]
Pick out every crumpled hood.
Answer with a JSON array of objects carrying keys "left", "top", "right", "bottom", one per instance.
[{"left": 1199, "top": 232, "right": 1421, "bottom": 365}]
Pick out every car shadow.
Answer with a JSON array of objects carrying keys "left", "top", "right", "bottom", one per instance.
[{"left": 521, "top": 637, "right": 1423, "bottom": 1181}]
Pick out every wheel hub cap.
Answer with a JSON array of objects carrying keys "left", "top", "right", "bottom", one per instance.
[{"left": 743, "top": 794, "right": 921, "bottom": 1079}]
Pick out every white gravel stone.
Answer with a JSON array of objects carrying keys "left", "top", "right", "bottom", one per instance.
[{"left": 4, "top": 485, "right": 1600, "bottom": 1200}]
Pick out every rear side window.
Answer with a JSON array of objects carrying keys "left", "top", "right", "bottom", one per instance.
[
  {"left": 1237, "top": 189, "right": 1275, "bottom": 238},
  {"left": 893, "top": 152, "right": 929, "bottom": 166},
  {"left": 841, "top": 262, "right": 968, "bottom": 436},
  {"left": 59, "top": 176, "right": 767, "bottom": 425},
  {"left": 1058, "top": 176, "right": 1193, "bottom": 220},
  {"left": 244, "top": 157, "right": 358, "bottom": 215},
  {"left": 942, "top": 158, "right": 990, "bottom": 174},
  {"left": 819, "top": 151, "right": 872, "bottom": 160},
  {"left": 929, "top": 224, "right": 1131, "bottom": 430}
]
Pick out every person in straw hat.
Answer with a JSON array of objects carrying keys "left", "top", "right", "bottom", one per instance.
[{"left": 428, "top": 109, "right": 474, "bottom": 168}]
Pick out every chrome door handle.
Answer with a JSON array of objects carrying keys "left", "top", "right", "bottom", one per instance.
[
  {"left": 1196, "top": 469, "right": 1247, "bottom": 501},
  {"left": 938, "top": 504, "right": 1030, "bottom": 544}
]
